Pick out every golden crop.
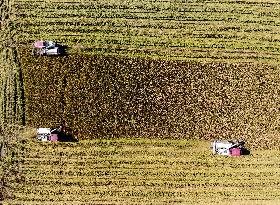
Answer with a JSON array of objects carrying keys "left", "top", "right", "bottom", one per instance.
[{"left": 19, "top": 49, "right": 280, "bottom": 147}]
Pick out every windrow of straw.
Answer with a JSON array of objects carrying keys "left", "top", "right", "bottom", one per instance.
[{"left": 20, "top": 49, "right": 280, "bottom": 147}]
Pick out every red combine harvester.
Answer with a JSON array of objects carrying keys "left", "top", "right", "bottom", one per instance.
[
  {"left": 211, "top": 140, "right": 247, "bottom": 156},
  {"left": 32, "top": 40, "right": 62, "bottom": 56},
  {"left": 36, "top": 128, "right": 60, "bottom": 142}
]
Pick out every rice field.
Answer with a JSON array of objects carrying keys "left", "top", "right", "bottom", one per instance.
[
  {"left": 18, "top": 50, "right": 280, "bottom": 144},
  {"left": 14, "top": 0, "right": 280, "bottom": 63},
  {"left": 1, "top": 0, "right": 280, "bottom": 203},
  {"left": 0, "top": 0, "right": 25, "bottom": 126},
  {"left": 4, "top": 137, "right": 280, "bottom": 204}
]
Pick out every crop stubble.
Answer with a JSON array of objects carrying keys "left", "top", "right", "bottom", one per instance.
[
  {"left": 14, "top": 0, "right": 280, "bottom": 63},
  {"left": 5, "top": 138, "right": 280, "bottom": 204}
]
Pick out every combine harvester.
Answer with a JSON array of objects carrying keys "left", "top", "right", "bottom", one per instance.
[
  {"left": 211, "top": 140, "right": 248, "bottom": 156},
  {"left": 36, "top": 126, "right": 78, "bottom": 142},
  {"left": 36, "top": 128, "right": 60, "bottom": 142},
  {"left": 32, "top": 40, "right": 63, "bottom": 56}
]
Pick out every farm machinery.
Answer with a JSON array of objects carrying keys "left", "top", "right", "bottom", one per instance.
[
  {"left": 36, "top": 128, "right": 60, "bottom": 142},
  {"left": 32, "top": 40, "right": 62, "bottom": 56},
  {"left": 211, "top": 140, "right": 247, "bottom": 156},
  {"left": 36, "top": 126, "right": 77, "bottom": 142}
]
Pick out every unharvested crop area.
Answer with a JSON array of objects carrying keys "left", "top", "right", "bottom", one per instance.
[
  {"left": 5, "top": 137, "right": 280, "bottom": 205},
  {"left": 20, "top": 49, "right": 280, "bottom": 147}
]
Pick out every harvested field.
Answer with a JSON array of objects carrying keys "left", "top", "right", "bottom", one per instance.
[
  {"left": 14, "top": 0, "right": 280, "bottom": 145},
  {"left": 14, "top": 0, "right": 280, "bottom": 63},
  {"left": 5, "top": 138, "right": 280, "bottom": 204}
]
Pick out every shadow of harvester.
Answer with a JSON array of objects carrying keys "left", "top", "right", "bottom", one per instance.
[
  {"left": 50, "top": 129, "right": 78, "bottom": 142},
  {"left": 56, "top": 44, "right": 68, "bottom": 56},
  {"left": 241, "top": 147, "right": 250, "bottom": 155}
]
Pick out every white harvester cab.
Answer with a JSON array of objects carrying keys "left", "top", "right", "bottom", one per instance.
[
  {"left": 211, "top": 140, "right": 245, "bottom": 156},
  {"left": 37, "top": 128, "right": 59, "bottom": 142},
  {"left": 32, "top": 40, "right": 61, "bottom": 56},
  {"left": 37, "top": 128, "right": 51, "bottom": 142}
]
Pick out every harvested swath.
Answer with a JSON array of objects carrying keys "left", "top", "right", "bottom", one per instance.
[
  {"left": 0, "top": 0, "right": 24, "bottom": 202},
  {"left": 7, "top": 138, "right": 280, "bottom": 204},
  {"left": 14, "top": 0, "right": 280, "bottom": 63}
]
